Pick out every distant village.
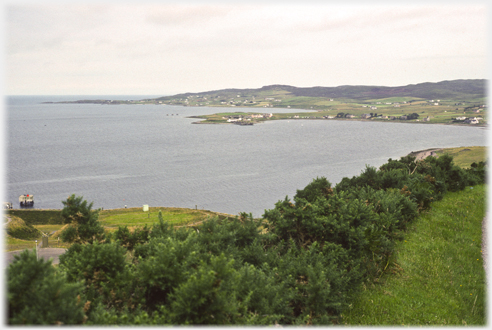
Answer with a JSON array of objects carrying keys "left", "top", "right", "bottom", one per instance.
[{"left": 82, "top": 92, "right": 487, "bottom": 126}]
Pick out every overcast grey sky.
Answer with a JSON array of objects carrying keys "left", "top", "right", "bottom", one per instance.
[{"left": 5, "top": 1, "right": 489, "bottom": 95}]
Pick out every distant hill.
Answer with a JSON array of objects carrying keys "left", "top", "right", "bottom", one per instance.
[{"left": 156, "top": 79, "right": 486, "bottom": 102}]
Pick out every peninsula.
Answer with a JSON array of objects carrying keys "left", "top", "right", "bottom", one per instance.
[{"left": 51, "top": 79, "right": 487, "bottom": 126}]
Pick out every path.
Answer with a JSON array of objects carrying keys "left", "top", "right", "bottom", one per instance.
[
  {"left": 5, "top": 248, "right": 67, "bottom": 267},
  {"left": 407, "top": 148, "right": 442, "bottom": 161}
]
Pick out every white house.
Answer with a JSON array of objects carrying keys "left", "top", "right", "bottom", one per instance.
[{"left": 465, "top": 117, "right": 480, "bottom": 124}]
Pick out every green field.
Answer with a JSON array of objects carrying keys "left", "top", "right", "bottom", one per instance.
[
  {"left": 340, "top": 184, "right": 486, "bottom": 325},
  {"left": 435, "top": 146, "right": 487, "bottom": 168},
  {"left": 193, "top": 98, "right": 486, "bottom": 125},
  {"left": 98, "top": 207, "right": 233, "bottom": 229}
]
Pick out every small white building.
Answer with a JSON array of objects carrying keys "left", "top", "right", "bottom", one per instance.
[{"left": 465, "top": 117, "right": 480, "bottom": 124}]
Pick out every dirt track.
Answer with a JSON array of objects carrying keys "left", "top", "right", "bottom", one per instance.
[{"left": 407, "top": 148, "right": 442, "bottom": 160}]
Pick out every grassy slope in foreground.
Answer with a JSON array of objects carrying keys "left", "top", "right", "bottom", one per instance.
[{"left": 340, "top": 184, "right": 486, "bottom": 326}]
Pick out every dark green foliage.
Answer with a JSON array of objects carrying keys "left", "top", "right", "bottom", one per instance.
[
  {"left": 466, "top": 161, "right": 487, "bottom": 184},
  {"left": 166, "top": 254, "right": 240, "bottom": 324},
  {"left": 135, "top": 234, "right": 202, "bottom": 309},
  {"left": 8, "top": 249, "right": 85, "bottom": 325},
  {"left": 112, "top": 225, "right": 150, "bottom": 251},
  {"left": 60, "top": 194, "right": 105, "bottom": 243},
  {"left": 295, "top": 176, "right": 333, "bottom": 203},
  {"left": 59, "top": 242, "right": 134, "bottom": 313}
]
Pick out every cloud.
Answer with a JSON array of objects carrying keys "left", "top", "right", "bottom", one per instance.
[
  {"left": 145, "top": 4, "right": 236, "bottom": 26},
  {"left": 5, "top": 3, "right": 488, "bottom": 95}
]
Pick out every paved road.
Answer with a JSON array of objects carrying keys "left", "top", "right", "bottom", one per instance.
[{"left": 5, "top": 248, "right": 67, "bottom": 266}]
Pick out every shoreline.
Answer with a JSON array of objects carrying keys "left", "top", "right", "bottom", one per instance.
[
  {"left": 406, "top": 148, "right": 443, "bottom": 160},
  {"left": 186, "top": 115, "right": 487, "bottom": 128}
]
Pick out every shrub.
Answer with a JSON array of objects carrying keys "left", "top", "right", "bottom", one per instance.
[
  {"left": 134, "top": 234, "right": 203, "bottom": 309},
  {"left": 112, "top": 225, "right": 150, "bottom": 251},
  {"left": 60, "top": 194, "right": 105, "bottom": 244},
  {"left": 59, "top": 242, "right": 134, "bottom": 313},
  {"left": 167, "top": 254, "right": 240, "bottom": 324},
  {"left": 7, "top": 249, "right": 85, "bottom": 325}
]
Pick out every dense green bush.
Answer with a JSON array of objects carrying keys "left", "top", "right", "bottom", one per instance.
[
  {"left": 111, "top": 224, "right": 151, "bottom": 251},
  {"left": 7, "top": 250, "right": 85, "bottom": 325},
  {"left": 60, "top": 194, "right": 105, "bottom": 244},
  {"left": 59, "top": 242, "right": 135, "bottom": 314}
]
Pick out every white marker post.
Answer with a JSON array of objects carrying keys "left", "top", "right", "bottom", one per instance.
[{"left": 35, "top": 240, "right": 38, "bottom": 261}]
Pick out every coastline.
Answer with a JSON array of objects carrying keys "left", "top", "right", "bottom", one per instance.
[
  {"left": 406, "top": 148, "right": 442, "bottom": 160},
  {"left": 186, "top": 114, "right": 487, "bottom": 128}
]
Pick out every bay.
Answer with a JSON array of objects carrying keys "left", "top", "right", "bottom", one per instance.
[{"left": 5, "top": 96, "right": 487, "bottom": 217}]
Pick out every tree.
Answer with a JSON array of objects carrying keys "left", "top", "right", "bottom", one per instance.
[
  {"left": 8, "top": 249, "right": 86, "bottom": 325},
  {"left": 60, "top": 194, "right": 105, "bottom": 244}
]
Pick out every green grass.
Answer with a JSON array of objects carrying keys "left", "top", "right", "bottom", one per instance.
[
  {"left": 194, "top": 98, "right": 486, "bottom": 126},
  {"left": 5, "top": 215, "right": 42, "bottom": 240},
  {"left": 340, "top": 184, "right": 486, "bottom": 325},
  {"left": 435, "top": 146, "right": 487, "bottom": 168},
  {"left": 34, "top": 224, "right": 66, "bottom": 235},
  {"left": 5, "top": 237, "right": 40, "bottom": 252},
  {"left": 98, "top": 207, "right": 232, "bottom": 229},
  {"left": 6, "top": 209, "right": 64, "bottom": 225},
  {"left": 5, "top": 235, "right": 71, "bottom": 251}
]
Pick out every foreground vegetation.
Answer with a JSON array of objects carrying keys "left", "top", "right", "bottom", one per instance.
[
  {"left": 341, "top": 184, "right": 486, "bottom": 325},
  {"left": 7, "top": 151, "right": 486, "bottom": 325}
]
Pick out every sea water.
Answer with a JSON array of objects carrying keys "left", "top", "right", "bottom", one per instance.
[{"left": 5, "top": 96, "right": 487, "bottom": 217}]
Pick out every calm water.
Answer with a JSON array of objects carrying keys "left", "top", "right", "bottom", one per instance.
[{"left": 5, "top": 96, "right": 487, "bottom": 217}]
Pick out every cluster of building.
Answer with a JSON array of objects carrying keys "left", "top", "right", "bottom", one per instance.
[
  {"left": 454, "top": 116, "right": 482, "bottom": 124},
  {"left": 223, "top": 113, "right": 273, "bottom": 122}
]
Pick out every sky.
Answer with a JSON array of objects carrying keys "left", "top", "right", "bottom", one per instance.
[{"left": 3, "top": 1, "right": 489, "bottom": 96}]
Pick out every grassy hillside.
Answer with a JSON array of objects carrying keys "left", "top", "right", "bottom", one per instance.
[
  {"left": 7, "top": 209, "right": 64, "bottom": 225},
  {"left": 157, "top": 79, "right": 486, "bottom": 102},
  {"left": 6, "top": 215, "right": 42, "bottom": 240},
  {"left": 340, "top": 184, "right": 486, "bottom": 325},
  {"left": 434, "top": 146, "right": 487, "bottom": 168}
]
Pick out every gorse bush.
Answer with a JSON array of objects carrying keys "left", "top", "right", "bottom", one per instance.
[
  {"left": 7, "top": 154, "right": 486, "bottom": 325},
  {"left": 7, "top": 250, "right": 85, "bottom": 325},
  {"left": 60, "top": 194, "right": 105, "bottom": 244}
]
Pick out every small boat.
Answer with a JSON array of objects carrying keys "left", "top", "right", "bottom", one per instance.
[{"left": 19, "top": 194, "right": 34, "bottom": 208}]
